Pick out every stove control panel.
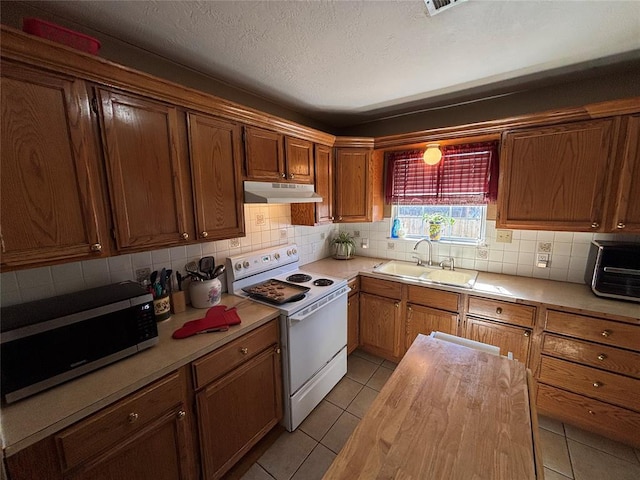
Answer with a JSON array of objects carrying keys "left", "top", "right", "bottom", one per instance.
[{"left": 227, "top": 244, "right": 300, "bottom": 281}]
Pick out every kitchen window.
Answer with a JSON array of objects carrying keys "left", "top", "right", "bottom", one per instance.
[{"left": 385, "top": 142, "right": 499, "bottom": 244}]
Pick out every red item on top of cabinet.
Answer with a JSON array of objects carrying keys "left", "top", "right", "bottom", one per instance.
[{"left": 22, "top": 18, "right": 101, "bottom": 54}]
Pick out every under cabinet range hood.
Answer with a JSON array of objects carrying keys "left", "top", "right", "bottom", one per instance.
[{"left": 244, "top": 181, "right": 322, "bottom": 204}]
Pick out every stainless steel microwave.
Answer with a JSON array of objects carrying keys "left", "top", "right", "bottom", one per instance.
[
  {"left": 1, "top": 281, "right": 157, "bottom": 404},
  {"left": 584, "top": 240, "right": 640, "bottom": 303}
]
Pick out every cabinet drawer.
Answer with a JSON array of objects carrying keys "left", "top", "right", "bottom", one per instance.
[
  {"left": 545, "top": 310, "right": 640, "bottom": 351},
  {"left": 542, "top": 334, "right": 640, "bottom": 379},
  {"left": 538, "top": 356, "right": 640, "bottom": 412},
  {"left": 360, "top": 276, "right": 402, "bottom": 299},
  {"left": 347, "top": 277, "right": 359, "bottom": 295},
  {"left": 536, "top": 383, "right": 640, "bottom": 449},
  {"left": 467, "top": 297, "right": 535, "bottom": 327},
  {"left": 56, "top": 370, "right": 184, "bottom": 470},
  {"left": 407, "top": 285, "right": 459, "bottom": 312},
  {"left": 192, "top": 320, "right": 278, "bottom": 389}
]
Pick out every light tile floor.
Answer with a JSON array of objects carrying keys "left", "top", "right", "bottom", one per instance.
[{"left": 238, "top": 349, "right": 640, "bottom": 480}]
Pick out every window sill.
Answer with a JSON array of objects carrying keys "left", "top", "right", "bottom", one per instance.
[{"left": 387, "top": 236, "right": 484, "bottom": 247}]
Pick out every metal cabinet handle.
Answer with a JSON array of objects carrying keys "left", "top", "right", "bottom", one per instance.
[
  {"left": 523, "top": 331, "right": 530, "bottom": 337},
  {"left": 90, "top": 243, "right": 102, "bottom": 252},
  {"left": 338, "top": 216, "right": 343, "bottom": 221},
  {"left": 275, "top": 347, "right": 281, "bottom": 354},
  {"left": 601, "top": 330, "right": 611, "bottom": 337},
  {"left": 394, "top": 302, "right": 400, "bottom": 308},
  {"left": 289, "top": 173, "right": 295, "bottom": 179},
  {"left": 281, "top": 172, "right": 286, "bottom": 178},
  {"left": 181, "top": 232, "right": 189, "bottom": 240},
  {"left": 617, "top": 222, "right": 626, "bottom": 229},
  {"left": 201, "top": 231, "right": 208, "bottom": 238},
  {"left": 496, "top": 307, "right": 503, "bottom": 314},
  {"left": 177, "top": 410, "right": 186, "bottom": 419},
  {"left": 591, "top": 222, "right": 600, "bottom": 228},
  {"left": 240, "top": 347, "right": 249, "bottom": 355},
  {"left": 597, "top": 353, "right": 607, "bottom": 361},
  {"left": 128, "top": 412, "right": 139, "bottom": 423},
  {"left": 588, "top": 410, "right": 596, "bottom": 415},
  {"left": 593, "top": 381, "right": 603, "bottom": 388}
]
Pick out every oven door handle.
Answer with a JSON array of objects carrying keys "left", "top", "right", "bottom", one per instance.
[
  {"left": 603, "top": 266, "right": 640, "bottom": 276},
  {"left": 289, "top": 287, "right": 350, "bottom": 324}
]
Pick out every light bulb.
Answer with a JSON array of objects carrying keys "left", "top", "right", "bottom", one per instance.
[{"left": 423, "top": 145, "right": 442, "bottom": 165}]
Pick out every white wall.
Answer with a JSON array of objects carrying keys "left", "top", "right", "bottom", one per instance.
[
  {"left": 0, "top": 205, "right": 337, "bottom": 307},
  {"left": 339, "top": 218, "right": 640, "bottom": 284}
]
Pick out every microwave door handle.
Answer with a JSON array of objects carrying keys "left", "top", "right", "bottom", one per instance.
[{"left": 603, "top": 267, "right": 640, "bottom": 276}]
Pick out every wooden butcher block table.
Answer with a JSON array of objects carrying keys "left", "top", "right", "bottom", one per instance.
[{"left": 323, "top": 334, "right": 543, "bottom": 479}]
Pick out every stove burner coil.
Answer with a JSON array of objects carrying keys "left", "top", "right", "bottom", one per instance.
[
  {"left": 287, "top": 274, "right": 312, "bottom": 283},
  {"left": 313, "top": 278, "right": 334, "bottom": 287}
]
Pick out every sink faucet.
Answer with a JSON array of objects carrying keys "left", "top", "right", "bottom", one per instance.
[
  {"left": 439, "top": 257, "right": 455, "bottom": 271},
  {"left": 413, "top": 238, "right": 433, "bottom": 266}
]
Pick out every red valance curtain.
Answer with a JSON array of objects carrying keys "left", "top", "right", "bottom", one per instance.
[{"left": 385, "top": 141, "right": 499, "bottom": 205}]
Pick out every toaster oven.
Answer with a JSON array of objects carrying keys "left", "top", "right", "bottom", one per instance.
[
  {"left": 1, "top": 281, "right": 157, "bottom": 403},
  {"left": 584, "top": 240, "right": 640, "bottom": 303}
]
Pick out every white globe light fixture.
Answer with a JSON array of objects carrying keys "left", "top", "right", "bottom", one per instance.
[{"left": 423, "top": 144, "right": 442, "bottom": 165}]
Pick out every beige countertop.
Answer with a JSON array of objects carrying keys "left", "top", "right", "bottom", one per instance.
[
  {"left": 323, "top": 335, "right": 539, "bottom": 479},
  {"left": 0, "top": 294, "right": 279, "bottom": 456},
  {"left": 303, "top": 256, "right": 640, "bottom": 321}
]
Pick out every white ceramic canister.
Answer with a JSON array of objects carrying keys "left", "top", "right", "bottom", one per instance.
[{"left": 189, "top": 278, "right": 222, "bottom": 308}]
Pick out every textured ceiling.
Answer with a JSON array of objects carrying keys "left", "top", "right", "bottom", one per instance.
[{"left": 15, "top": 1, "right": 640, "bottom": 127}]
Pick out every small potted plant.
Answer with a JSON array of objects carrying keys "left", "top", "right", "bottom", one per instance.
[
  {"left": 422, "top": 213, "right": 455, "bottom": 241},
  {"left": 331, "top": 232, "right": 356, "bottom": 260}
]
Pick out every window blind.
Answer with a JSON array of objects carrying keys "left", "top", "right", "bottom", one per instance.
[{"left": 385, "top": 141, "right": 499, "bottom": 205}]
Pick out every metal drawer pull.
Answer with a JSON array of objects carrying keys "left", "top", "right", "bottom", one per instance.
[
  {"left": 597, "top": 353, "right": 607, "bottom": 361},
  {"left": 240, "top": 347, "right": 249, "bottom": 355},
  {"left": 496, "top": 307, "right": 503, "bottom": 314},
  {"left": 128, "top": 412, "right": 139, "bottom": 423},
  {"left": 591, "top": 222, "right": 599, "bottom": 228},
  {"left": 601, "top": 330, "right": 611, "bottom": 337},
  {"left": 616, "top": 222, "right": 626, "bottom": 229},
  {"left": 593, "top": 381, "right": 603, "bottom": 388},
  {"left": 177, "top": 410, "right": 186, "bottom": 419},
  {"left": 523, "top": 331, "right": 530, "bottom": 337},
  {"left": 588, "top": 410, "right": 596, "bottom": 415}
]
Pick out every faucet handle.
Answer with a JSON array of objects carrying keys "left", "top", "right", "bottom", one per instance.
[
  {"left": 439, "top": 257, "right": 455, "bottom": 271},
  {"left": 411, "top": 255, "right": 423, "bottom": 266}
]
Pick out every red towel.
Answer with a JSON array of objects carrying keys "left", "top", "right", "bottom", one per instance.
[{"left": 172, "top": 305, "right": 241, "bottom": 339}]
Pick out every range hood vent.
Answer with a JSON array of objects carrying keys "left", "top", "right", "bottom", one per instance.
[
  {"left": 424, "top": 0, "right": 468, "bottom": 16},
  {"left": 244, "top": 181, "right": 322, "bottom": 204}
]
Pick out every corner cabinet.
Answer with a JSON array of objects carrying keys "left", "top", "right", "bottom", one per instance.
[
  {"left": 243, "top": 126, "right": 314, "bottom": 184},
  {"left": 334, "top": 145, "right": 383, "bottom": 223},
  {"left": 0, "top": 61, "right": 110, "bottom": 269},
  {"left": 97, "top": 88, "right": 193, "bottom": 250},
  {"left": 497, "top": 118, "right": 618, "bottom": 232},
  {"left": 609, "top": 114, "right": 640, "bottom": 232}
]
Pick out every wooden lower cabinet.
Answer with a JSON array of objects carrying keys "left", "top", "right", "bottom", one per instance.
[
  {"left": 195, "top": 321, "right": 282, "bottom": 480},
  {"left": 406, "top": 304, "right": 458, "bottom": 350},
  {"left": 359, "top": 292, "right": 402, "bottom": 361},
  {"left": 466, "top": 317, "right": 532, "bottom": 364}
]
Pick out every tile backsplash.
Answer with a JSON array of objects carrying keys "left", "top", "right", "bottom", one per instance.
[
  {"left": 2, "top": 206, "right": 638, "bottom": 307},
  {"left": 0, "top": 204, "right": 337, "bottom": 307}
]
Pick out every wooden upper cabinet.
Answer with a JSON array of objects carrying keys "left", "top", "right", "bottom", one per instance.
[
  {"left": 0, "top": 62, "right": 109, "bottom": 269},
  {"left": 291, "top": 144, "right": 334, "bottom": 226},
  {"left": 243, "top": 126, "right": 284, "bottom": 181},
  {"left": 334, "top": 147, "right": 383, "bottom": 223},
  {"left": 187, "top": 113, "right": 245, "bottom": 241},
  {"left": 497, "top": 118, "right": 618, "bottom": 231},
  {"left": 243, "top": 126, "right": 314, "bottom": 184},
  {"left": 97, "top": 89, "right": 192, "bottom": 250},
  {"left": 284, "top": 136, "right": 314, "bottom": 183},
  {"left": 609, "top": 114, "right": 640, "bottom": 232}
]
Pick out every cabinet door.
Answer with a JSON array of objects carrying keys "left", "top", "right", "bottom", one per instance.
[
  {"left": 466, "top": 317, "right": 532, "bottom": 364},
  {"left": 334, "top": 148, "right": 372, "bottom": 222},
  {"left": 406, "top": 304, "right": 458, "bottom": 350},
  {"left": 197, "top": 347, "right": 282, "bottom": 480},
  {"left": 1, "top": 62, "right": 108, "bottom": 268},
  {"left": 291, "top": 144, "right": 334, "bottom": 226},
  {"left": 66, "top": 409, "right": 192, "bottom": 480},
  {"left": 497, "top": 119, "right": 617, "bottom": 231},
  {"left": 610, "top": 114, "right": 640, "bottom": 232},
  {"left": 187, "top": 113, "right": 244, "bottom": 241},
  {"left": 244, "top": 126, "right": 284, "bottom": 181},
  {"left": 284, "top": 136, "right": 314, "bottom": 183},
  {"left": 98, "top": 89, "right": 191, "bottom": 250},
  {"left": 347, "top": 292, "right": 360, "bottom": 354},
  {"left": 359, "top": 293, "right": 402, "bottom": 361}
]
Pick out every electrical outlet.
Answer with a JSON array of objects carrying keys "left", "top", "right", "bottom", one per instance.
[
  {"left": 320, "top": 232, "right": 326, "bottom": 240},
  {"left": 476, "top": 247, "right": 489, "bottom": 259},
  {"left": 387, "top": 242, "right": 395, "bottom": 250},
  {"left": 280, "top": 229, "right": 287, "bottom": 239},
  {"left": 135, "top": 268, "right": 151, "bottom": 283},
  {"left": 538, "top": 242, "right": 552, "bottom": 253},
  {"left": 256, "top": 213, "right": 266, "bottom": 226},
  {"left": 353, "top": 230, "right": 360, "bottom": 238},
  {"left": 536, "top": 253, "right": 550, "bottom": 268},
  {"left": 229, "top": 238, "right": 240, "bottom": 248},
  {"left": 496, "top": 230, "right": 513, "bottom": 243}
]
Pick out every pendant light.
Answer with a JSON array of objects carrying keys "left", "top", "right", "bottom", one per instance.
[{"left": 423, "top": 144, "right": 442, "bottom": 165}]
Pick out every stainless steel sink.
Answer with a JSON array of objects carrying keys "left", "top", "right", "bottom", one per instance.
[{"left": 374, "top": 260, "right": 478, "bottom": 289}]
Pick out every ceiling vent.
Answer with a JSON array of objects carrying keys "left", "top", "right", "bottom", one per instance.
[{"left": 423, "top": 0, "right": 468, "bottom": 16}]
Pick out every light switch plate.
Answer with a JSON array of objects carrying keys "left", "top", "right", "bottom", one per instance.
[{"left": 496, "top": 230, "right": 513, "bottom": 243}]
